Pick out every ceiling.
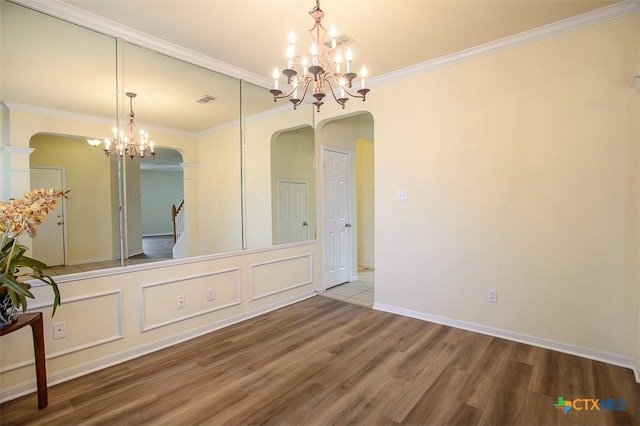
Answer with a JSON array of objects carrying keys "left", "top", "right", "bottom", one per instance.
[{"left": 59, "top": 0, "right": 620, "bottom": 80}]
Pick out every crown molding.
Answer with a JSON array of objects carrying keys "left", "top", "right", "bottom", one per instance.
[
  {"left": 10, "top": 0, "right": 272, "bottom": 88},
  {"left": 2, "top": 101, "right": 198, "bottom": 138},
  {"left": 2, "top": 101, "right": 114, "bottom": 125},
  {"left": 11, "top": 0, "right": 639, "bottom": 91},
  {"left": 370, "top": 0, "right": 640, "bottom": 87}
]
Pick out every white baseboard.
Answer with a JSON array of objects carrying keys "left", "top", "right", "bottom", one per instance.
[
  {"left": 0, "top": 291, "right": 317, "bottom": 404},
  {"left": 68, "top": 256, "right": 113, "bottom": 266},
  {"left": 357, "top": 263, "right": 375, "bottom": 270},
  {"left": 373, "top": 302, "right": 640, "bottom": 383}
]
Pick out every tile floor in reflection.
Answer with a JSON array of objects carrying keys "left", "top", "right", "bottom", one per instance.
[
  {"left": 321, "top": 268, "right": 374, "bottom": 307},
  {"left": 42, "top": 236, "right": 174, "bottom": 277}
]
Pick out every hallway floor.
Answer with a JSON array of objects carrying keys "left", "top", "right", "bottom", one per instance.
[
  {"left": 321, "top": 268, "right": 374, "bottom": 307},
  {"left": 42, "top": 236, "right": 174, "bottom": 276}
]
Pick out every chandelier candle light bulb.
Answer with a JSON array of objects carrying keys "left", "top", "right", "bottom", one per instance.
[
  {"left": 311, "top": 43, "right": 318, "bottom": 66},
  {"left": 361, "top": 66, "right": 367, "bottom": 89},
  {"left": 345, "top": 47, "right": 353, "bottom": 73},
  {"left": 268, "top": 0, "right": 371, "bottom": 112}
]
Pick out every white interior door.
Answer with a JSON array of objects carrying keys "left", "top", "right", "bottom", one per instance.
[
  {"left": 323, "top": 148, "right": 351, "bottom": 289},
  {"left": 278, "top": 180, "right": 309, "bottom": 244},
  {"left": 31, "top": 168, "right": 66, "bottom": 266}
]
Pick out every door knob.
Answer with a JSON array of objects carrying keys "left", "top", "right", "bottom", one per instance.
[
  {"left": 345, "top": 223, "right": 352, "bottom": 228},
  {"left": 302, "top": 221, "right": 308, "bottom": 226},
  {"left": 57, "top": 222, "right": 62, "bottom": 225}
]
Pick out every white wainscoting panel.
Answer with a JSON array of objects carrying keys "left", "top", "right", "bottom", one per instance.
[
  {"left": 139, "top": 268, "right": 241, "bottom": 331},
  {"left": 0, "top": 289, "right": 124, "bottom": 373},
  {"left": 250, "top": 254, "right": 313, "bottom": 301}
]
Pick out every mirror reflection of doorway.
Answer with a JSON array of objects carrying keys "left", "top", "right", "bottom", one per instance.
[
  {"left": 29, "top": 134, "right": 184, "bottom": 273},
  {"left": 270, "top": 125, "right": 315, "bottom": 245},
  {"left": 277, "top": 179, "right": 309, "bottom": 244},
  {"left": 30, "top": 133, "right": 119, "bottom": 271},
  {"left": 31, "top": 167, "right": 66, "bottom": 266},
  {"left": 139, "top": 148, "right": 184, "bottom": 260}
]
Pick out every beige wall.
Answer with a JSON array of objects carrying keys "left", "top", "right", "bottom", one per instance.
[
  {"left": 196, "top": 126, "right": 243, "bottom": 254},
  {"left": 636, "top": 12, "right": 640, "bottom": 372},
  {"left": 30, "top": 135, "right": 116, "bottom": 264},
  {"left": 356, "top": 137, "right": 374, "bottom": 269},
  {"left": 123, "top": 159, "right": 142, "bottom": 256},
  {"left": 367, "top": 14, "right": 639, "bottom": 360}
]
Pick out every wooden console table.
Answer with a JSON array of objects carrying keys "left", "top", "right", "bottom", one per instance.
[{"left": 0, "top": 312, "right": 48, "bottom": 409}]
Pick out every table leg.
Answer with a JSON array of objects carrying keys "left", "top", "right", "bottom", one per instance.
[{"left": 29, "top": 312, "right": 48, "bottom": 409}]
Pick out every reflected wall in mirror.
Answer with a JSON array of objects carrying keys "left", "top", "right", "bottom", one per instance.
[
  {"left": 120, "top": 41, "right": 243, "bottom": 259},
  {"left": 271, "top": 126, "right": 316, "bottom": 244},
  {"left": 140, "top": 148, "right": 184, "bottom": 246},
  {"left": 29, "top": 135, "right": 120, "bottom": 272},
  {"left": 241, "top": 81, "right": 316, "bottom": 249},
  {"left": 1, "top": 0, "right": 120, "bottom": 274}
]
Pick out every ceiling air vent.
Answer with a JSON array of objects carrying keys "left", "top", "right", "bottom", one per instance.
[
  {"left": 197, "top": 95, "right": 217, "bottom": 104},
  {"left": 324, "top": 34, "right": 353, "bottom": 49}
]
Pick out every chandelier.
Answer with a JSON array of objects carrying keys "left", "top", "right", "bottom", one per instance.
[
  {"left": 87, "top": 92, "right": 156, "bottom": 159},
  {"left": 269, "top": 0, "right": 370, "bottom": 112}
]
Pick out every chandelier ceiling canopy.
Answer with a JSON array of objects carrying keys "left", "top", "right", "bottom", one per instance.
[{"left": 269, "top": 0, "right": 370, "bottom": 112}]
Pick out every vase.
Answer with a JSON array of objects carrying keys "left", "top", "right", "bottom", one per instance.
[{"left": 0, "top": 291, "right": 19, "bottom": 327}]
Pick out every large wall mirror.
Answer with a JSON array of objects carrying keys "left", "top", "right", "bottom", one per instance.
[
  {"left": 241, "top": 82, "right": 316, "bottom": 249},
  {"left": 1, "top": 0, "right": 316, "bottom": 277}
]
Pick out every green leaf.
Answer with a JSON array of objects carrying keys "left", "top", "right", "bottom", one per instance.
[{"left": 0, "top": 272, "right": 34, "bottom": 299}]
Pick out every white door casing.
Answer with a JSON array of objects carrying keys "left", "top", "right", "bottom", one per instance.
[
  {"left": 31, "top": 167, "right": 66, "bottom": 266},
  {"left": 323, "top": 148, "right": 351, "bottom": 289},
  {"left": 278, "top": 179, "right": 309, "bottom": 244}
]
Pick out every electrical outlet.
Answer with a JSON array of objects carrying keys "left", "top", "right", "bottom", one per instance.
[
  {"left": 488, "top": 289, "right": 498, "bottom": 303},
  {"left": 207, "top": 288, "right": 215, "bottom": 301},
  {"left": 178, "top": 295, "right": 185, "bottom": 309},
  {"left": 53, "top": 322, "right": 66, "bottom": 339}
]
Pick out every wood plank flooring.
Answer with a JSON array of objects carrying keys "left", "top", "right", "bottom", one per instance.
[{"left": 1, "top": 296, "right": 638, "bottom": 425}]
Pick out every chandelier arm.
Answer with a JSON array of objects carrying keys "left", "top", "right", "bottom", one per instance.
[
  {"left": 340, "top": 85, "right": 365, "bottom": 99},
  {"left": 271, "top": 85, "right": 300, "bottom": 100},
  {"left": 325, "top": 79, "right": 346, "bottom": 105},
  {"left": 327, "top": 72, "right": 369, "bottom": 101},
  {"left": 297, "top": 79, "right": 312, "bottom": 102}
]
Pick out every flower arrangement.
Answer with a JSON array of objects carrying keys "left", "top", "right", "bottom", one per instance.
[{"left": 0, "top": 188, "right": 70, "bottom": 324}]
